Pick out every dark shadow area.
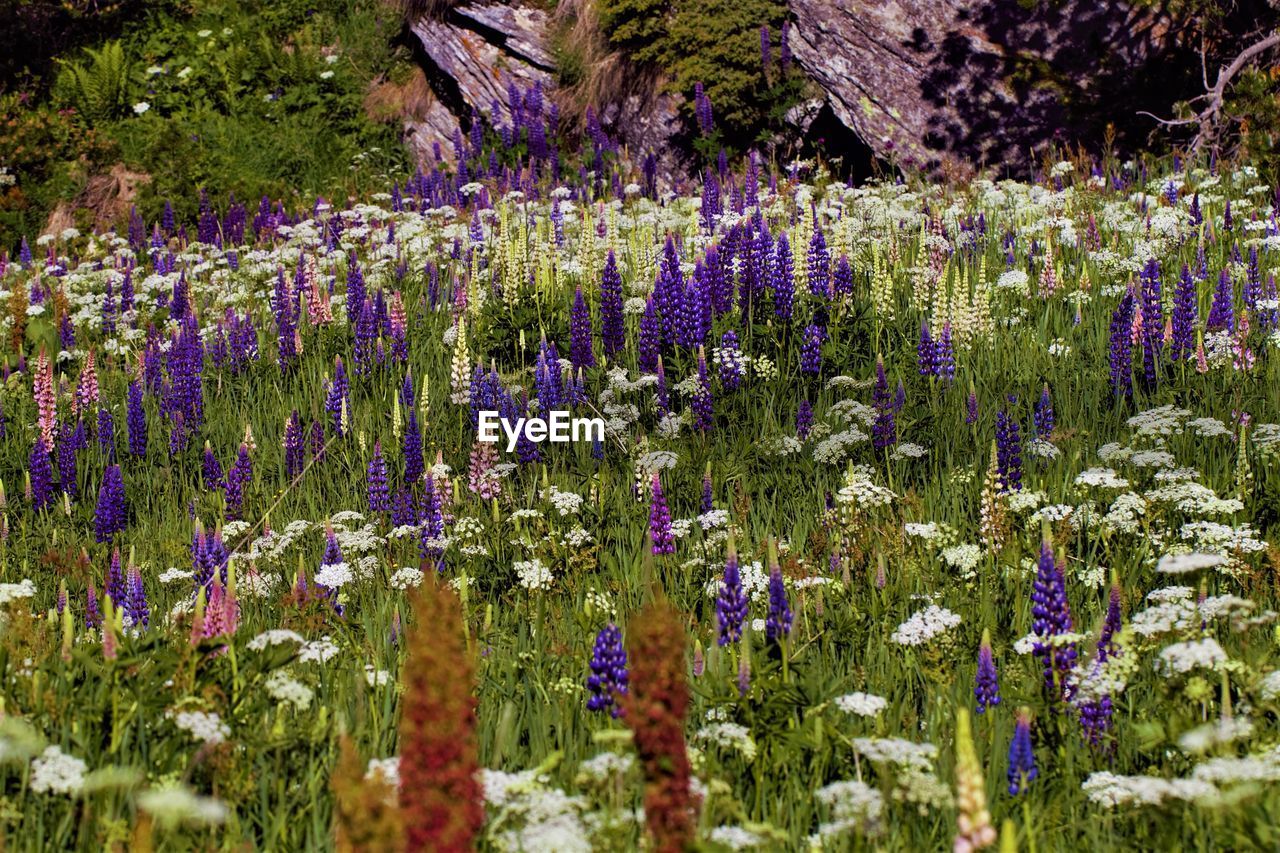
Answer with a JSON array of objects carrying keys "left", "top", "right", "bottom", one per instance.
[{"left": 915, "top": 0, "right": 1277, "bottom": 173}]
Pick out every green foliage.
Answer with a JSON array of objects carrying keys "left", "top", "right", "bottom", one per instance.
[
  {"left": 53, "top": 42, "right": 133, "bottom": 123},
  {"left": 1, "top": 0, "right": 412, "bottom": 249},
  {"left": 597, "top": 0, "right": 671, "bottom": 62},
  {"left": 596, "top": 0, "right": 801, "bottom": 158}
]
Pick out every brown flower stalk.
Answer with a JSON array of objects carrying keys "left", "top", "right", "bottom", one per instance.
[
  {"left": 624, "top": 595, "right": 695, "bottom": 853},
  {"left": 398, "top": 579, "right": 482, "bottom": 852}
]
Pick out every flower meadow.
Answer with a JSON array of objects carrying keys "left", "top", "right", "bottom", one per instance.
[{"left": 4, "top": 135, "right": 1280, "bottom": 851}]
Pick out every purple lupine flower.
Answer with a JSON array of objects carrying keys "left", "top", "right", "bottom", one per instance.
[
  {"left": 808, "top": 229, "right": 831, "bottom": 298},
  {"left": 649, "top": 474, "right": 675, "bottom": 555},
  {"left": 871, "top": 357, "right": 896, "bottom": 449},
  {"left": 691, "top": 348, "right": 714, "bottom": 431},
  {"left": 570, "top": 286, "right": 595, "bottom": 369},
  {"left": 106, "top": 547, "right": 127, "bottom": 607},
  {"left": 1079, "top": 690, "right": 1114, "bottom": 750},
  {"left": 600, "top": 250, "right": 625, "bottom": 356},
  {"left": 86, "top": 584, "right": 101, "bottom": 629},
  {"left": 779, "top": 20, "right": 791, "bottom": 69},
  {"left": 717, "top": 547, "right": 749, "bottom": 646},
  {"left": 97, "top": 406, "right": 115, "bottom": 461},
  {"left": 1033, "top": 384, "right": 1054, "bottom": 439},
  {"left": 655, "top": 237, "right": 685, "bottom": 344},
  {"left": 701, "top": 467, "right": 714, "bottom": 513},
  {"left": 1007, "top": 711, "right": 1037, "bottom": 795},
  {"left": 772, "top": 234, "right": 795, "bottom": 321},
  {"left": 201, "top": 443, "right": 224, "bottom": 491},
  {"left": 718, "top": 330, "right": 743, "bottom": 390},
  {"left": 966, "top": 387, "right": 979, "bottom": 425},
  {"left": 706, "top": 245, "right": 733, "bottom": 317},
  {"left": 367, "top": 441, "right": 390, "bottom": 513},
  {"left": 1244, "top": 245, "right": 1262, "bottom": 312},
  {"left": 759, "top": 25, "right": 771, "bottom": 71},
  {"left": 224, "top": 443, "right": 252, "bottom": 520},
  {"left": 284, "top": 410, "right": 305, "bottom": 480},
  {"left": 353, "top": 296, "right": 377, "bottom": 376},
  {"left": 1171, "top": 263, "right": 1197, "bottom": 361},
  {"left": 391, "top": 485, "right": 416, "bottom": 528},
  {"left": 403, "top": 407, "right": 424, "bottom": 486},
  {"left": 273, "top": 266, "right": 298, "bottom": 371},
  {"left": 694, "top": 82, "right": 713, "bottom": 135},
  {"left": 1140, "top": 258, "right": 1163, "bottom": 386},
  {"left": 655, "top": 356, "right": 670, "bottom": 416},
  {"left": 191, "top": 526, "right": 213, "bottom": 592},
  {"left": 1207, "top": 269, "right": 1234, "bottom": 332},
  {"left": 324, "top": 356, "right": 350, "bottom": 437},
  {"left": 534, "top": 338, "right": 564, "bottom": 412},
  {"left": 1098, "top": 579, "right": 1123, "bottom": 663},
  {"left": 796, "top": 399, "right": 814, "bottom": 440},
  {"left": 936, "top": 323, "right": 955, "bottom": 383},
  {"left": 765, "top": 559, "right": 792, "bottom": 644},
  {"left": 125, "top": 565, "right": 149, "bottom": 631},
  {"left": 974, "top": 629, "right": 1001, "bottom": 713},
  {"left": 56, "top": 420, "right": 78, "bottom": 497},
  {"left": 585, "top": 623, "right": 629, "bottom": 718},
  {"left": 1031, "top": 541, "right": 1077, "bottom": 704},
  {"left": 995, "top": 403, "right": 1022, "bottom": 493},
  {"left": 93, "top": 465, "right": 127, "bottom": 543},
  {"left": 345, "top": 253, "right": 366, "bottom": 323},
  {"left": 917, "top": 319, "right": 936, "bottom": 377},
  {"left": 638, "top": 296, "right": 661, "bottom": 373},
  {"left": 1108, "top": 290, "right": 1136, "bottom": 397},
  {"left": 419, "top": 473, "right": 445, "bottom": 567},
  {"left": 833, "top": 254, "right": 854, "bottom": 297},
  {"left": 20, "top": 449, "right": 46, "bottom": 517},
  {"left": 801, "top": 323, "right": 825, "bottom": 374}
]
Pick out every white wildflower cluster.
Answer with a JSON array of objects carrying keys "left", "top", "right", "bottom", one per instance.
[
  {"left": 314, "top": 561, "right": 354, "bottom": 589},
  {"left": 850, "top": 738, "right": 951, "bottom": 812},
  {"left": 0, "top": 579, "right": 37, "bottom": 605},
  {"left": 940, "top": 543, "right": 984, "bottom": 578},
  {"left": 29, "top": 746, "right": 87, "bottom": 795},
  {"left": 1156, "top": 552, "right": 1226, "bottom": 575},
  {"left": 479, "top": 768, "right": 593, "bottom": 853},
  {"left": 575, "top": 752, "right": 633, "bottom": 785},
  {"left": 1178, "top": 717, "right": 1255, "bottom": 754},
  {"left": 516, "top": 558, "right": 554, "bottom": 592},
  {"left": 694, "top": 722, "right": 758, "bottom": 760},
  {"left": 390, "top": 566, "right": 425, "bottom": 590},
  {"left": 1075, "top": 467, "right": 1129, "bottom": 489},
  {"left": 366, "top": 756, "right": 401, "bottom": 788},
  {"left": 298, "top": 636, "right": 341, "bottom": 664},
  {"left": 1157, "top": 638, "right": 1229, "bottom": 675},
  {"left": 1082, "top": 772, "right": 1219, "bottom": 809},
  {"left": 834, "top": 692, "right": 889, "bottom": 717},
  {"left": 541, "top": 486, "right": 584, "bottom": 516},
  {"left": 708, "top": 825, "right": 767, "bottom": 850},
  {"left": 813, "top": 429, "right": 870, "bottom": 465},
  {"left": 247, "top": 629, "right": 306, "bottom": 651},
  {"left": 835, "top": 465, "right": 895, "bottom": 510},
  {"left": 814, "top": 779, "right": 884, "bottom": 840},
  {"left": 137, "top": 786, "right": 229, "bottom": 825},
  {"left": 890, "top": 606, "right": 961, "bottom": 646},
  {"left": 265, "top": 671, "right": 314, "bottom": 710},
  {"left": 169, "top": 710, "right": 230, "bottom": 745}
]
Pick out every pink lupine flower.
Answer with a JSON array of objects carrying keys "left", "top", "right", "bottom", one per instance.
[
  {"left": 75, "top": 350, "right": 99, "bottom": 415},
  {"left": 34, "top": 348, "right": 57, "bottom": 448}
]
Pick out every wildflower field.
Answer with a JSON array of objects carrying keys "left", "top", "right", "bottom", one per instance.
[{"left": 4, "top": 127, "right": 1280, "bottom": 851}]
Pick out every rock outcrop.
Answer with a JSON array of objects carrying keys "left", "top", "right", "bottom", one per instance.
[{"left": 789, "top": 0, "right": 1200, "bottom": 173}]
